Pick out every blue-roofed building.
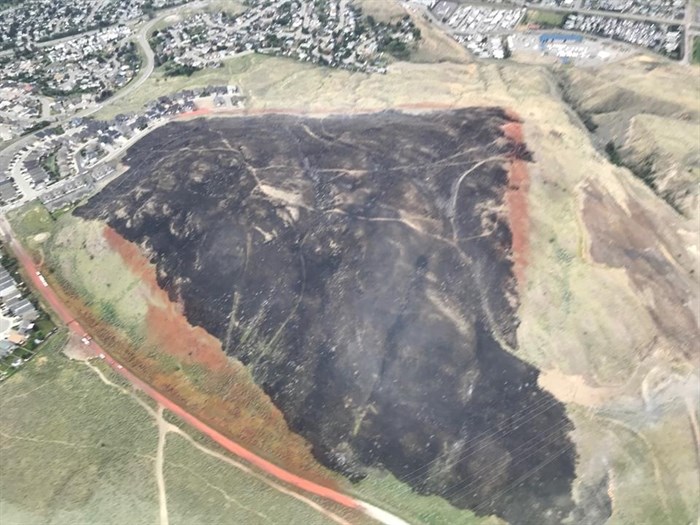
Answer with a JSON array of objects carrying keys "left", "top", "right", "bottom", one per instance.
[{"left": 539, "top": 33, "right": 583, "bottom": 50}]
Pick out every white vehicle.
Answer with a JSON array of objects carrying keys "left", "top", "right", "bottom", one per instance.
[
  {"left": 81, "top": 337, "right": 90, "bottom": 345},
  {"left": 99, "top": 353, "right": 105, "bottom": 359},
  {"left": 35, "top": 271, "right": 48, "bottom": 287},
  {"left": 117, "top": 365, "right": 123, "bottom": 369}
]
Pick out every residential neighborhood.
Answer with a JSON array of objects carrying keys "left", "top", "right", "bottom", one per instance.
[
  {"left": 0, "top": 26, "right": 142, "bottom": 141},
  {"left": 151, "top": 0, "right": 422, "bottom": 73},
  {"left": 0, "top": 0, "right": 192, "bottom": 50},
  {"left": 1, "top": 85, "right": 245, "bottom": 210},
  {"left": 0, "top": 253, "right": 55, "bottom": 380}
]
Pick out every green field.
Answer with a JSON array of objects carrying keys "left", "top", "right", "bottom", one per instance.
[
  {"left": 353, "top": 471, "right": 500, "bottom": 525},
  {"left": 164, "top": 433, "right": 340, "bottom": 525},
  {"left": 0, "top": 330, "right": 349, "bottom": 525},
  {"left": 523, "top": 10, "right": 567, "bottom": 28},
  {"left": 7, "top": 199, "right": 56, "bottom": 258},
  {"left": 692, "top": 36, "right": 700, "bottom": 64},
  {"left": 0, "top": 333, "right": 161, "bottom": 525}
]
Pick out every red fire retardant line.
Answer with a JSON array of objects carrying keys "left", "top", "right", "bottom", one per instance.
[{"left": 6, "top": 228, "right": 361, "bottom": 511}]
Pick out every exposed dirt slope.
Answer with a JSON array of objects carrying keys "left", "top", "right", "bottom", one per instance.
[{"left": 558, "top": 56, "right": 700, "bottom": 219}]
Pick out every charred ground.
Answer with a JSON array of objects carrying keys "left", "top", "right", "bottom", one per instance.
[{"left": 76, "top": 109, "right": 583, "bottom": 524}]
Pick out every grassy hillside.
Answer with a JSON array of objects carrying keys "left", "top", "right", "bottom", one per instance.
[
  {"left": 8, "top": 49, "right": 698, "bottom": 524},
  {"left": 0, "top": 328, "right": 351, "bottom": 525}
]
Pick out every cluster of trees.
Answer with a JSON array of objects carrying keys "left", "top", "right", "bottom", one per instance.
[
  {"left": 367, "top": 13, "right": 421, "bottom": 61},
  {"left": 163, "top": 60, "right": 201, "bottom": 77},
  {"left": 21, "top": 120, "right": 50, "bottom": 135}
]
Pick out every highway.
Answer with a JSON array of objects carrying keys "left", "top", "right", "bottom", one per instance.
[{"left": 0, "top": 217, "right": 410, "bottom": 525}]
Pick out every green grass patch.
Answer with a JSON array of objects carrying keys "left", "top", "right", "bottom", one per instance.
[
  {"left": 0, "top": 333, "right": 160, "bottom": 524},
  {"left": 205, "top": 0, "right": 247, "bottom": 15},
  {"left": 352, "top": 470, "right": 499, "bottom": 525},
  {"left": 44, "top": 217, "right": 149, "bottom": 339},
  {"left": 524, "top": 10, "right": 566, "bottom": 28},
  {"left": 7, "top": 200, "right": 56, "bottom": 259},
  {"left": 691, "top": 36, "right": 700, "bottom": 65},
  {"left": 34, "top": 314, "right": 56, "bottom": 337},
  {"left": 40, "top": 150, "right": 61, "bottom": 180},
  {"left": 164, "top": 432, "right": 339, "bottom": 525}
]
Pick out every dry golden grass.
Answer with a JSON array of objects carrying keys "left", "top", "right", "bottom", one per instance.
[{"left": 351, "top": 0, "right": 406, "bottom": 22}]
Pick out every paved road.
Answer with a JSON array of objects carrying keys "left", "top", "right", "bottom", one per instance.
[
  {"left": 0, "top": 1, "right": 204, "bottom": 162},
  {"left": 0, "top": 4, "right": 198, "bottom": 205},
  {"left": 0, "top": 216, "right": 409, "bottom": 525},
  {"left": 8, "top": 148, "right": 39, "bottom": 202}
]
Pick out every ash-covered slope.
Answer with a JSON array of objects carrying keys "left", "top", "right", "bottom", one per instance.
[{"left": 76, "top": 109, "right": 583, "bottom": 524}]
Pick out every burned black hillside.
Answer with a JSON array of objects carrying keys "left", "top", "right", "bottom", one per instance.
[{"left": 76, "top": 108, "right": 582, "bottom": 524}]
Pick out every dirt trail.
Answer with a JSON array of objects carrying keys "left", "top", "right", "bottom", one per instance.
[
  {"left": 0, "top": 217, "right": 367, "bottom": 511},
  {"left": 166, "top": 424, "right": 352, "bottom": 525},
  {"left": 82, "top": 360, "right": 353, "bottom": 525},
  {"left": 538, "top": 369, "right": 620, "bottom": 408},
  {"left": 155, "top": 406, "right": 170, "bottom": 525}
]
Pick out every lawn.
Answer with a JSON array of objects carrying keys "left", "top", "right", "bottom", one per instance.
[
  {"left": 692, "top": 36, "right": 700, "bottom": 64},
  {"left": 6, "top": 200, "right": 56, "bottom": 261},
  {"left": 353, "top": 0, "right": 406, "bottom": 22},
  {"left": 7, "top": 200, "right": 54, "bottom": 243},
  {"left": 524, "top": 10, "right": 567, "bottom": 28},
  {"left": 40, "top": 150, "right": 60, "bottom": 180}
]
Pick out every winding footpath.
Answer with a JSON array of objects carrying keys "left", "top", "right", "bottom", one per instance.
[{"left": 0, "top": 217, "right": 409, "bottom": 525}]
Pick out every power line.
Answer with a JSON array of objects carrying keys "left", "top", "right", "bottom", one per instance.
[
  {"left": 439, "top": 416, "right": 574, "bottom": 501},
  {"left": 395, "top": 387, "right": 573, "bottom": 488}
]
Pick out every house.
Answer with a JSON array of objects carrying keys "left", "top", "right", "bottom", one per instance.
[
  {"left": 0, "top": 339, "right": 16, "bottom": 358},
  {"left": 0, "top": 180, "right": 18, "bottom": 202},
  {"left": 17, "top": 319, "right": 34, "bottom": 335},
  {"left": 7, "top": 330, "right": 27, "bottom": 345}
]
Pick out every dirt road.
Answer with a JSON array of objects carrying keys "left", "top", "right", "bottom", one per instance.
[{"left": 0, "top": 217, "right": 410, "bottom": 524}]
